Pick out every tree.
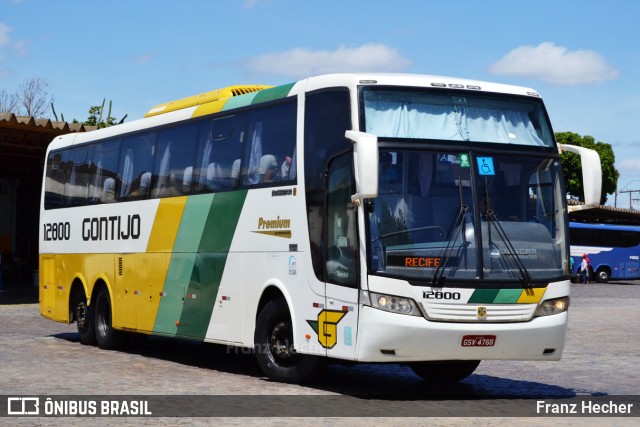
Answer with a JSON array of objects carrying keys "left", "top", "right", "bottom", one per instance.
[
  {"left": 557, "top": 131, "right": 618, "bottom": 205},
  {"left": 0, "top": 77, "right": 53, "bottom": 117},
  {"left": 0, "top": 88, "right": 18, "bottom": 113},
  {"left": 17, "top": 77, "right": 53, "bottom": 117}
]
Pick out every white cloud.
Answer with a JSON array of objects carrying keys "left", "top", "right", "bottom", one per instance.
[
  {"left": 243, "top": 0, "right": 259, "bottom": 9},
  {"left": 13, "top": 39, "right": 28, "bottom": 56},
  {"left": 132, "top": 53, "right": 155, "bottom": 65},
  {"left": 489, "top": 42, "right": 618, "bottom": 85},
  {"left": 618, "top": 157, "right": 640, "bottom": 172},
  {"left": 0, "top": 23, "right": 11, "bottom": 47},
  {"left": 244, "top": 44, "right": 412, "bottom": 79}
]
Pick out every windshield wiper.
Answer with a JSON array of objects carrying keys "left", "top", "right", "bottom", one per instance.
[
  {"left": 432, "top": 173, "right": 471, "bottom": 286},
  {"left": 431, "top": 204, "right": 469, "bottom": 286},
  {"left": 485, "top": 210, "right": 533, "bottom": 286}
]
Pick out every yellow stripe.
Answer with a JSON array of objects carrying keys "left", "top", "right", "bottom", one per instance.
[
  {"left": 133, "top": 197, "right": 187, "bottom": 332},
  {"left": 517, "top": 287, "right": 546, "bottom": 303},
  {"left": 147, "top": 197, "right": 188, "bottom": 252},
  {"left": 144, "top": 85, "right": 272, "bottom": 117},
  {"left": 192, "top": 99, "right": 228, "bottom": 118}
]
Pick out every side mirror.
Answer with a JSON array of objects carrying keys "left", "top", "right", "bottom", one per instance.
[
  {"left": 558, "top": 144, "right": 602, "bottom": 207},
  {"left": 345, "top": 130, "right": 378, "bottom": 204}
]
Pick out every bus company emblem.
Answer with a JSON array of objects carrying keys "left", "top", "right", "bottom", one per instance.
[
  {"left": 477, "top": 306, "right": 487, "bottom": 319},
  {"left": 306, "top": 310, "right": 347, "bottom": 349},
  {"left": 252, "top": 216, "right": 292, "bottom": 238}
]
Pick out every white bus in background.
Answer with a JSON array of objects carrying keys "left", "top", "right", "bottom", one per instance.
[{"left": 40, "top": 74, "right": 601, "bottom": 384}]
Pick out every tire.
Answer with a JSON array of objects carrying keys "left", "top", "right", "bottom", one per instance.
[
  {"left": 410, "top": 360, "right": 480, "bottom": 383},
  {"left": 595, "top": 268, "right": 610, "bottom": 283},
  {"left": 94, "top": 287, "right": 126, "bottom": 350},
  {"left": 73, "top": 293, "right": 96, "bottom": 346},
  {"left": 254, "top": 297, "right": 327, "bottom": 384}
]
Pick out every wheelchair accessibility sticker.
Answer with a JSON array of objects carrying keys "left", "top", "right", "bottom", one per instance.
[{"left": 477, "top": 157, "right": 495, "bottom": 176}]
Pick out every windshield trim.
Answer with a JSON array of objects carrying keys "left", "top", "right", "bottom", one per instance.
[
  {"left": 365, "top": 147, "right": 569, "bottom": 286},
  {"left": 358, "top": 85, "right": 557, "bottom": 149}
]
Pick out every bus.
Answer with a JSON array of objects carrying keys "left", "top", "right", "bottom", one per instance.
[
  {"left": 40, "top": 74, "right": 601, "bottom": 384},
  {"left": 570, "top": 222, "right": 640, "bottom": 283}
]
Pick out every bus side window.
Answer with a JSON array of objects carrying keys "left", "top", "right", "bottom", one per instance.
[
  {"left": 243, "top": 100, "right": 297, "bottom": 187},
  {"left": 65, "top": 147, "right": 91, "bottom": 207},
  {"left": 153, "top": 122, "right": 198, "bottom": 197},
  {"left": 88, "top": 139, "right": 120, "bottom": 204},
  {"left": 44, "top": 151, "right": 70, "bottom": 209},
  {"left": 119, "top": 132, "right": 155, "bottom": 201},
  {"left": 326, "top": 153, "right": 358, "bottom": 288},
  {"left": 195, "top": 115, "right": 244, "bottom": 193}
]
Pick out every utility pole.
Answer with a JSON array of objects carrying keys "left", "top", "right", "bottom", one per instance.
[{"left": 618, "top": 189, "right": 639, "bottom": 210}]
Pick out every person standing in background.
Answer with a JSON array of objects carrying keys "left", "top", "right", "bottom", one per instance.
[{"left": 580, "top": 254, "right": 590, "bottom": 284}]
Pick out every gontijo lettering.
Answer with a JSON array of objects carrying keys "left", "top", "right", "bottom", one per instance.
[{"left": 82, "top": 214, "right": 141, "bottom": 241}]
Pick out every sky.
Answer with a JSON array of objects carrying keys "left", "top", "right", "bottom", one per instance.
[{"left": 1, "top": 0, "right": 639, "bottom": 206}]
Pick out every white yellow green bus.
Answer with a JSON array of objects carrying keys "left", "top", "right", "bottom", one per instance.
[{"left": 39, "top": 74, "right": 601, "bottom": 384}]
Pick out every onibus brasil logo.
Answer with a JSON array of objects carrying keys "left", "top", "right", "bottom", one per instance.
[{"left": 306, "top": 309, "right": 347, "bottom": 349}]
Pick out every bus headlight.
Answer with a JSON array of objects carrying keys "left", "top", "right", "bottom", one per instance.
[
  {"left": 534, "top": 297, "right": 570, "bottom": 317},
  {"left": 360, "top": 290, "right": 422, "bottom": 316}
]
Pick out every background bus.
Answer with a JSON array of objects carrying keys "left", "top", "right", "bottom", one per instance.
[
  {"left": 570, "top": 222, "right": 640, "bottom": 283},
  {"left": 40, "top": 74, "right": 600, "bottom": 384}
]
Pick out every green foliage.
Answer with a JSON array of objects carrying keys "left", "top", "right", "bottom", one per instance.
[
  {"left": 83, "top": 99, "right": 127, "bottom": 128},
  {"left": 557, "top": 131, "right": 619, "bottom": 205}
]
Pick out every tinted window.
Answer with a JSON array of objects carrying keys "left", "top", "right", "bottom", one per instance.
[
  {"left": 44, "top": 150, "right": 71, "bottom": 209},
  {"left": 243, "top": 101, "right": 297, "bottom": 186},
  {"left": 153, "top": 123, "right": 198, "bottom": 198},
  {"left": 88, "top": 139, "right": 120, "bottom": 204},
  {"left": 304, "top": 89, "right": 352, "bottom": 281},
  {"left": 65, "top": 146, "right": 91, "bottom": 207},
  {"left": 570, "top": 227, "right": 640, "bottom": 248},
  {"left": 194, "top": 114, "right": 245, "bottom": 193},
  {"left": 118, "top": 133, "right": 155, "bottom": 201}
]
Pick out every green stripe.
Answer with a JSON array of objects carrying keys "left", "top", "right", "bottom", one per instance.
[
  {"left": 251, "top": 83, "right": 295, "bottom": 104},
  {"left": 177, "top": 190, "right": 248, "bottom": 338},
  {"left": 222, "top": 92, "right": 259, "bottom": 111},
  {"left": 153, "top": 194, "right": 214, "bottom": 336},
  {"left": 468, "top": 288, "right": 500, "bottom": 304},
  {"left": 493, "top": 288, "right": 523, "bottom": 304}
]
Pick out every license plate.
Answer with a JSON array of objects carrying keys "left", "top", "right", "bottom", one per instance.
[{"left": 461, "top": 335, "right": 496, "bottom": 347}]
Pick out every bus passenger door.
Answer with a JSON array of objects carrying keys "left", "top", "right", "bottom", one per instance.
[
  {"left": 323, "top": 154, "right": 360, "bottom": 360},
  {"left": 625, "top": 261, "right": 639, "bottom": 279}
]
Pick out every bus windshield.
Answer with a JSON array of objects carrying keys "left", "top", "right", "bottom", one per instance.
[
  {"left": 363, "top": 88, "right": 554, "bottom": 147},
  {"left": 367, "top": 150, "right": 568, "bottom": 284}
]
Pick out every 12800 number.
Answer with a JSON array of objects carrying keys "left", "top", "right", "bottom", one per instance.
[
  {"left": 423, "top": 290, "right": 461, "bottom": 300},
  {"left": 43, "top": 222, "right": 71, "bottom": 241}
]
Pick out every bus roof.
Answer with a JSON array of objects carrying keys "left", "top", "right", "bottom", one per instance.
[
  {"left": 46, "top": 73, "right": 544, "bottom": 153},
  {"left": 570, "top": 222, "right": 640, "bottom": 231}
]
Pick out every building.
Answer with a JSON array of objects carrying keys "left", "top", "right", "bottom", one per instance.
[{"left": 0, "top": 113, "right": 95, "bottom": 282}]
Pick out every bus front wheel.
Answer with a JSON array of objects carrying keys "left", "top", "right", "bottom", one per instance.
[
  {"left": 94, "top": 287, "right": 126, "bottom": 350},
  {"left": 409, "top": 360, "right": 480, "bottom": 383},
  {"left": 595, "top": 267, "right": 611, "bottom": 283},
  {"left": 254, "top": 297, "right": 326, "bottom": 384}
]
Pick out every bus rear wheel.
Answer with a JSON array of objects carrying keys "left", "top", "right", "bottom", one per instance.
[
  {"left": 94, "top": 287, "right": 126, "bottom": 350},
  {"left": 73, "top": 294, "right": 96, "bottom": 346},
  {"left": 595, "top": 267, "right": 611, "bottom": 283},
  {"left": 409, "top": 360, "right": 480, "bottom": 383},
  {"left": 254, "top": 297, "right": 326, "bottom": 384}
]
